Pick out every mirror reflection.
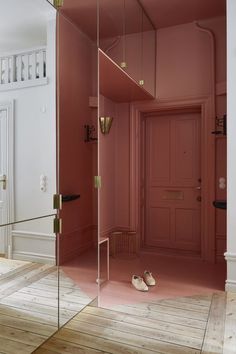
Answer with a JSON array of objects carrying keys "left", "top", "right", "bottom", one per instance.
[
  {"left": 0, "top": 215, "right": 59, "bottom": 352},
  {"left": 0, "top": 0, "right": 57, "bottom": 227}
]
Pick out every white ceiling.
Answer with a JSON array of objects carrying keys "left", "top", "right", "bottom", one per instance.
[{"left": 0, "top": 0, "right": 56, "bottom": 53}]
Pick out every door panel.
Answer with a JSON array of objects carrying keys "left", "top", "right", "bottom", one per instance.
[{"left": 145, "top": 112, "right": 201, "bottom": 253}]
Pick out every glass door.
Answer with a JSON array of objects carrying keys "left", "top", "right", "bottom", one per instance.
[{"left": 56, "top": 0, "right": 99, "bottom": 326}]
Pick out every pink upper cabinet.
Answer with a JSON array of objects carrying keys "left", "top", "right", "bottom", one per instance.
[{"left": 99, "top": 0, "right": 156, "bottom": 97}]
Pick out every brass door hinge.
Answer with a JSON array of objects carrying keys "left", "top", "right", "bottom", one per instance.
[
  {"left": 53, "top": 194, "right": 62, "bottom": 210},
  {"left": 94, "top": 176, "right": 101, "bottom": 189},
  {"left": 53, "top": 217, "right": 62, "bottom": 234},
  {"left": 53, "top": 0, "right": 64, "bottom": 8}
]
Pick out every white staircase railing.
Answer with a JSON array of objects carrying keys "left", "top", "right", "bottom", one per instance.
[{"left": 0, "top": 47, "right": 47, "bottom": 87}]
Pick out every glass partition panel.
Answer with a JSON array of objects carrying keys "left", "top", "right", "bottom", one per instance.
[
  {"left": 57, "top": 2, "right": 99, "bottom": 325},
  {"left": 0, "top": 215, "right": 58, "bottom": 352},
  {"left": 0, "top": 0, "right": 57, "bottom": 225}
]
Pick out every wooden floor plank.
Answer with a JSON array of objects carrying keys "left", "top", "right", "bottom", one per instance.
[
  {"left": 223, "top": 292, "right": 236, "bottom": 354},
  {"left": 0, "top": 296, "right": 77, "bottom": 319},
  {"left": 0, "top": 303, "right": 64, "bottom": 326},
  {"left": 34, "top": 337, "right": 110, "bottom": 354},
  {"left": 114, "top": 304, "right": 207, "bottom": 329},
  {"left": 0, "top": 262, "right": 34, "bottom": 281},
  {"left": 151, "top": 298, "right": 210, "bottom": 313},
  {"left": 8, "top": 291, "right": 85, "bottom": 312},
  {"left": 69, "top": 311, "right": 203, "bottom": 349},
  {"left": 84, "top": 306, "right": 205, "bottom": 339},
  {"left": 201, "top": 292, "right": 226, "bottom": 354},
  {"left": 122, "top": 302, "right": 209, "bottom": 321},
  {"left": 0, "top": 264, "right": 55, "bottom": 300},
  {"left": 0, "top": 323, "right": 47, "bottom": 346},
  {"left": 0, "top": 336, "right": 36, "bottom": 354},
  {"left": 0, "top": 313, "right": 57, "bottom": 336},
  {"left": 55, "top": 328, "right": 161, "bottom": 354},
  {"left": 62, "top": 322, "right": 200, "bottom": 354}
]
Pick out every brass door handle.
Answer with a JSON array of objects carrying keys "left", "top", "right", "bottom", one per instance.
[{"left": 0, "top": 175, "right": 6, "bottom": 190}]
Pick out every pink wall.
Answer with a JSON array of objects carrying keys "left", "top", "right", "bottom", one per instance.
[
  {"left": 58, "top": 14, "right": 96, "bottom": 263},
  {"left": 99, "top": 96, "right": 130, "bottom": 236},
  {"left": 99, "top": 95, "right": 116, "bottom": 235},
  {"left": 100, "top": 16, "right": 226, "bottom": 261}
]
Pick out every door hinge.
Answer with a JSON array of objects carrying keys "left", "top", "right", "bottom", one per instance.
[
  {"left": 53, "top": 217, "right": 62, "bottom": 234},
  {"left": 53, "top": 194, "right": 62, "bottom": 210},
  {"left": 94, "top": 176, "right": 101, "bottom": 189},
  {"left": 0, "top": 174, "right": 7, "bottom": 190},
  {"left": 53, "top": 0, "right": 64, "bottom": 8}
]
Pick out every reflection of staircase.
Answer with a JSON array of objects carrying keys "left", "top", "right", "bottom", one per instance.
[
  {"left": 35, "top": 292, "right": 233, "bottom": 354},
  {"left": 0, "top": 47, "right": 47, "bottom": 91}
]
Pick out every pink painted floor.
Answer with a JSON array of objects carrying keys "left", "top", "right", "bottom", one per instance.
[{"left": 62, "top": 249, "right": 226, "bottom": 310}]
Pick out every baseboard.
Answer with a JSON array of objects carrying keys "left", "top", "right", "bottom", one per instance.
[
  {"left": 225, "top": 280, "right": 236, "bottom": 292},
  {"left": 11, "top": 230, "right": 56, "bottom": 264},
  {"left": 224, "top": 252, "right": 236, "bottom": 292},
  {"left": 12, "top": 251, "right": 55, "bottom": 264},
  {"left": 224, "top": 252, "right": 236, "bottom": 262}
]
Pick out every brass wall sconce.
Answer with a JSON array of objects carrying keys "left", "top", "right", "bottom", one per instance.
[{"left": 99, "top": 116, "right": 113, "bottom": 134}]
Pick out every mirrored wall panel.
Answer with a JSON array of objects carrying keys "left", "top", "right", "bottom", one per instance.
[
  {"left": 0, "top": 215, "right": 59, "bottom": 352},
  {"left": 0, "top": 0, "right": 57, "bottom": 225},
  {"left": 57, "top": 1, "right": 99, "bottom": 317}
]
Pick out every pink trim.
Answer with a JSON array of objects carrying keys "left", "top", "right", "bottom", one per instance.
[{"left": 130, "top": 97, "right": 216, "bottom": 262}]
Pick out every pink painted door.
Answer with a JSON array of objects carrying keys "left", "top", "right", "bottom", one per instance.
[{"left": 145, "top": 112, "right": 201, "bottom": 253}]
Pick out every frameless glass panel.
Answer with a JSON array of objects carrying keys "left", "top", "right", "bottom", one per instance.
[
  {"left": 0, "top": 0, "right": 57, "bottom": 225},
  {"left": 57, "top": 2, "right": 99, "bottom": 325},
  {"left": 0, "top": 215, "right": 58, "bottom": 352}
]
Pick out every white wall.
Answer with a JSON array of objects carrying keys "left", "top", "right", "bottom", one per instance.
[
  {"left": 0, "top": 17, "right": 57, "bottom": 263},
  {"left": 225, "top": 0, "right": 236, "bottom": 291}
]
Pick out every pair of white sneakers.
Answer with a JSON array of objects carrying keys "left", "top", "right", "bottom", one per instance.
[{"left": 132, "top": 271, "right": 156, "bottom": 292}]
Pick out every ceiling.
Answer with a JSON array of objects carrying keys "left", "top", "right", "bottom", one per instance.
[
  {"left": 60, "top": 0, "right": 226, "bottom": 41},
  {"left": 139, "top": 0, "right": 226, "bottom": 29}
]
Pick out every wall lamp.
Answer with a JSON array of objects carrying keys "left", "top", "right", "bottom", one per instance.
[{"left": 99, "top": 116, "right": 113, "bottom": 134}]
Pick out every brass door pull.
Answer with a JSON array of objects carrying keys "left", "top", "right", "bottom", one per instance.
[{"left": 0, "top": 175, "right": 6, "bottom": 190}]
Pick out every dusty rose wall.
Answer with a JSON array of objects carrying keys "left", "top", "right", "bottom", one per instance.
[
  {"left": 101, "top": 16, "right": 226, "bottom": 261},
  {"left": 58, "top": 14, "right": 96, "bottom": 263},
  {"left": 156, "top": 16, "right": 226, "bottom": 261},
  {"left": 99, "top": 95, "right": 116, "bottom": 235},
  {"left": 99, "top": 96, "right": 130, "bottom": 236}
]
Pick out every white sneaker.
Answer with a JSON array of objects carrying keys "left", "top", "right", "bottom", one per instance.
[
  {"left": 144, "top": 270, "right": 156, "bottom": 286},
  {"left": 132, "top": 275, "right": 148, "bottom": 292}
]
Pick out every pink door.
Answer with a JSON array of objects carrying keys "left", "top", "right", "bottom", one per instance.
[{"left": 145, "top": 112, "right": 201, "bottom": 253}]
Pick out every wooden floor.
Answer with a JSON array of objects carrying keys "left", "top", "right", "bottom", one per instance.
[
  {"left": 0, "top": 258, "right": 235, "bottom": 354},
  {"left": 0, "top": 258, "right": 92, "bottom": 354},
  {"left": 35, "top": 292, "right": 236, "bottom": 354}
]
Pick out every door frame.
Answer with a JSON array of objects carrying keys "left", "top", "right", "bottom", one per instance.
[
  {"left": 0, "top": 101, "right": 14, "bottom": 257},
  {"left": 130, "top": 96, "right": 215, "bottom": 262}
]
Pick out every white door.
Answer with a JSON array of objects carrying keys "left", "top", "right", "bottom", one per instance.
[{"left": 0, "top": 102, "right": 14, "bottom": 256}]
